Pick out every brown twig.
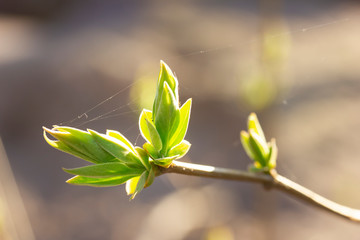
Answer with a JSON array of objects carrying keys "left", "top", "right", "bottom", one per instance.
[{"left": 159, "top": 160, "right": 360, "bottom": 223}]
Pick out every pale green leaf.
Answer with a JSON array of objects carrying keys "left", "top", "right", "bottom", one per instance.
[
  {"left": 153, "top": 61, "right": 179, "bottom": 119},
  {"left": 248, "top": 113, "right": 266, "bottom": 142},
  {"left": 44, "top": 127, "right": 116, "bottom": 164},
  {"left": 267, "top": 138, "right": 277, "bottom": 169},
  {"left": 131, "top": 171, "right": 149, "bottom": 200},
  {"left": 240, "top": 131, "right": 256, "bottom": 161},
  {"left": 143, "top": 142, "right": 159, "bottom": 160},
  {"left": 106, "top": 130, "right": 136, "bottom": 153},
  {"left": 63, "top": 162, "right": 144, "bottom": 178},
  {"left": 169, "top": 98, "right": 192, "bottom": 148},
  {"left": 139, "top": 109, "right": 153, "bottom": 143},
  {"left": 168, "top": 140, "right": 191, "bottom": 159},
  {"left": 126, "top": 176, "right": 139, "bottom": 196},
  {"left": 248, "top": 129, "right": 270, "bottom": 167},
  {"left": 66, "top": 175, "right": 132, "bottom": 187},
  {"left": 126, "top": 171, "right": 150, "bottom": 200},
  {"left": 139, "top": 110, "right": 163, "bottom": 152},
  {"left": 43, "top": 128, "right": 100, "bottom": 163},
  {"left": 145, "top": 118, "right": 163, "bottom": 152},
  {"left": 135, "top": 147, "right": 151, "bottom": 171},
  {"left": 154, "top": 82, "right": 180, "bottom": 152},
  {"left": 145, "top": 166, "right": 155, "bottom": 188},
  {"left": 89, "top": 129, "right": 142, "bottom": 166}
]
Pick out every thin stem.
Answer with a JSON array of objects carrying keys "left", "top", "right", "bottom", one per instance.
[{"left": 160, "top": 160, "right": 360, "bottom": 223}]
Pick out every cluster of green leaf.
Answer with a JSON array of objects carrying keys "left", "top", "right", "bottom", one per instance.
[
  {"left": 240, "top": 113, "right": 277, "bottom": 173},
  {"left": 139, "top": 61, "right": 192, "bottom": 167},
  {"left": 44, "top": 60, "right": 278, "bottom": 199},
  {"left": 43, "top": 61, "right": 192, "bottom": 199},
  {"left": 43, "top": 127, "right": 154, "bottom": 199}
]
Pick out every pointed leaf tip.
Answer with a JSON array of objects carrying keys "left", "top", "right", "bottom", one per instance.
[
  {"left": 248, "top": 112, "right": 266, "bottom": 142},
  {"left": 153, "top": 61, "right": 179, "bottom": 120},
  {"left": 106, "top": 129, "right": 137, "bottom": 153},
  {"left": 125, "top": 170, "right": 150, "bottom": 200}
]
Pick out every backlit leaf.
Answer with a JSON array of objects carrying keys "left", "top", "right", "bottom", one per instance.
[
  {"left": 67, "top": 175, "right": 132, "bottom": 187},
  {"left": 153, "top": 60, "right": 179, "bottom": 119},
  {"left": 248, "top": 129, "right": 269, "bottom": 167},
  {"left": 63, "top": 162, "right": 144, "bottom": 178},
  {"left": 135, "top": 147, "right": 151, "bottom": 171},
  {"left": 248, "top": 113, "right": 266, "bottom": 142},
  {"left": 168, "top": 140, "right": 191, "bottom": 159},
  {"left": 154, "top": 82, "right": 180, "bottom": 152},
  {"left": 131, "top": 171, "right": 149, "bottom": 200},
  {"left": 126, "top": 176, "right": 139, "bottom": 196},
  {"left": 145, "top": 118, "right": 163, "bottom": 152},
  {"left": 139, "top": 109, "right": 153, "bottom": 143},
  {"left": 44, "top": 127, "right": 116, "bottom": 164},
  {"left": 106, "top": 130, "right": 136, "bottom": 153},
  {"left": 89, "top": 129, "right": 142, "bottom": 166},
  {"left": 240, "top": 130, "right": 256, "bottom": 161},
  {"left": 267, "top": 138, "right": 277, "bottom": 169},
  {"left": 143, "top": 142, "right": 159, "bottom": 159},
  {"left": 43, "top": 128, "right": 100, "bottom": 163},
  {"left": 169, "top": 98, "right": 192, "bottom": 147}
]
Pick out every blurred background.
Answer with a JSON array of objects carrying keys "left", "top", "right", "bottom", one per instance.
[{"left": 1, "top": 0, "right": 360, "bottom": 239}]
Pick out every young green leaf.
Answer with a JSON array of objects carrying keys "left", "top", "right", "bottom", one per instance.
[
  {"left": 44, "top": 127, "right": 116, "bottom": 164},
  {"left": 126, "top": 170, "right": 152, "bottom": 200},
  {"left": 169, "top": 98, "right": 192, "bottom": 147},
  {"left": 145, "top": 118, "right": 163, "bottom": 152},
  {"left": 153, "top": 60, "right": 179, "bottom": 119},
  {"left": 43, "top": 128, "right": 101, "bottom": 163},
  {"left": 135, "top": 147, "right": 151, "bottom": 171},
  {"left": 240, "top": 130, "right": 256, "bottom": 161},
  {"left": 241, "top": 113, "right": 278, "bottom": 172},
  {"left": 126, "top": 176, "right": 140, "bottom": 196},
  {"left": 154, "top": 82, "right": 180, "bottom": 152},
  {"left": 167, "top": 140, "right": 191, "bottom": 159},
  {"left": 139, "top": 109, "right": 154, "bottom": 143},
  {"left": 248, "top": 129, "right": 270, "bottom": 167},
  {"left": 63, "top": 162, "right": 144, "bottom": 178},
  {"left": 143, "top": 142, "right": 159, "bottom": 159},
  {"left": 139, "top": 109, "right": 163, "bottom": 152},
  {"left": 146, "top": 166, "right": 155, "bottom": 188},
  {"left": 106, "top": 130, "right": 137, "bottom": 153},
  {"left": 131, "top": 171, "right": 149, "bottom": 199},
  {"left": 67, "top": 175, "right": 133, "bottom": 187},
  {"left": 267, "top": 138, "right": 278, "bottom": 169},
  {"left": 88, "top": 129, "right": 142, "bottom": 166},
  {"left": 248, "top": 113, "right": 266, "bottom": 142}
]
